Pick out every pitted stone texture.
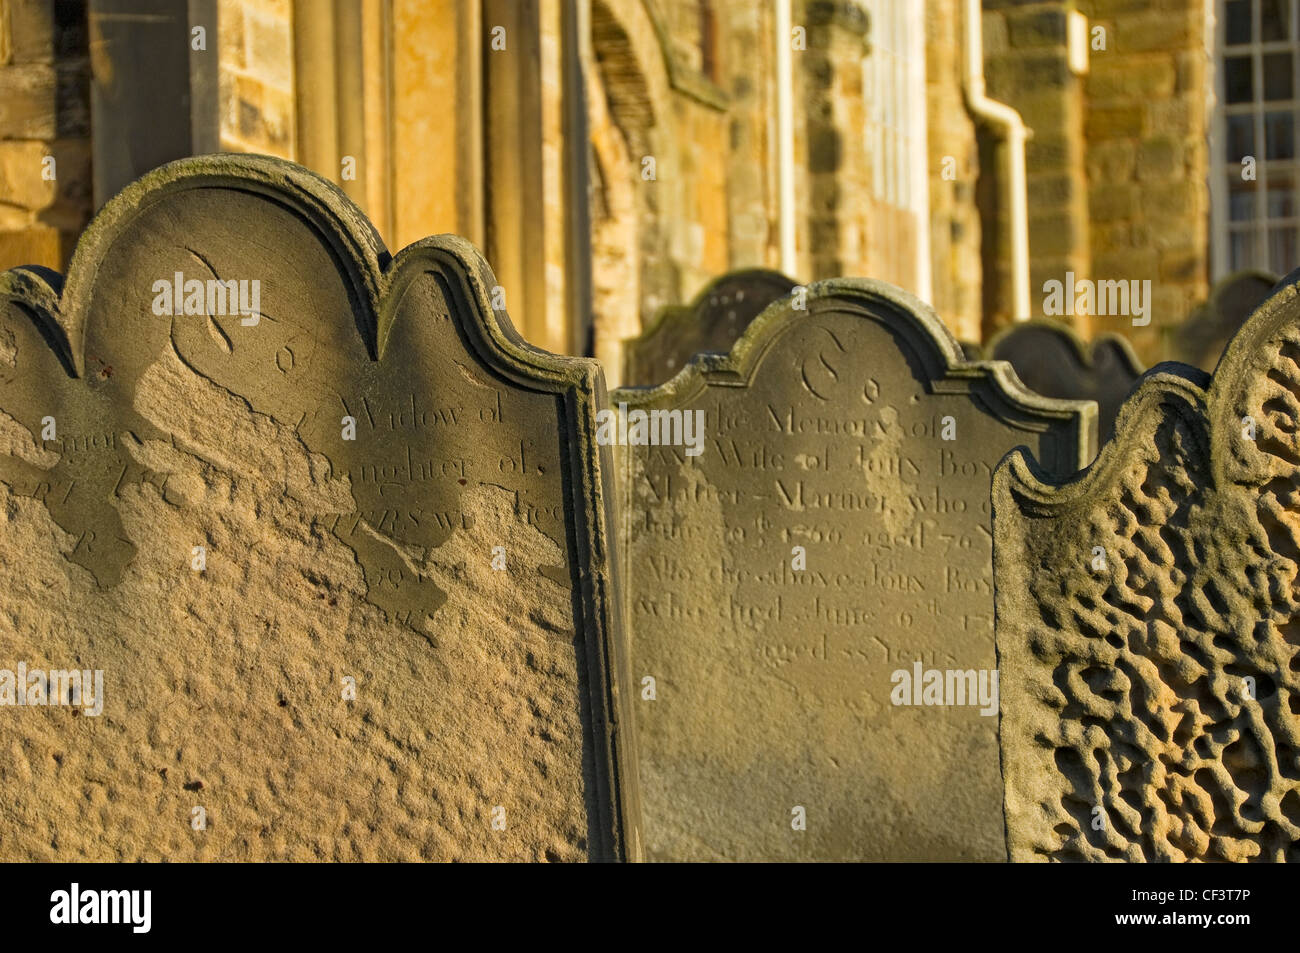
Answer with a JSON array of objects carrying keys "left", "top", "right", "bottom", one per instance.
[
  {"left": 0, "top": 155, "right": 638, "bottom": 861},
  {"left": 995, "top": 280, "right": 1300, "bottom": 862}
]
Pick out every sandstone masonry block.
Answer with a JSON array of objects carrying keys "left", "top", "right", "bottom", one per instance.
[
  {"left": 244, "top": 5, "right": 291, "bottom": 91},
  {"left": 1084, "top": 57, "right": 1177, "bottom": 100},
  {"left": 1135, "top": 136, "right": 1184, "bottom": 182},
  {"left": 0, "top": 63, "right": 56, "bottom": 138},
  {"left": 1006, "top": 7, "right": 1068, "bottom": 48},
  {"left": 1087, "top": 139, "right": 1137, "bottom": 182},
  {"left": 1088, "top": 183, "right": 1136, "bottom": 222},
  {"left": 1085, "top": 104, "right": 1144, "bottom": 140},
  {"left": 1114, "top": 10, "right": 1192, "bottom": 52},
  {"left": 0, "top": 223, "right": 59, "bottom": 268},
  {"left": 7, "top": 0, "right": 52, "bottom": 64}
]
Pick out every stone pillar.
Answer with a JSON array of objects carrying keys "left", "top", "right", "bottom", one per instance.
[
  {"left": 1078, "top": 0, "right": 1209, "bottom": 361},
  {"left": 722, "top": 0, "right": 776, "bottom": 271},
  {"left": 926, "top": 0, "right": 983, "bottom": 343},
  {"left": 802, "top": 0, "right": 870, "bottom": 284},
  {"left": 563, "top": 0, "right": 593, "bottom": 358},
  {"left": 982, "top": 1, "right": 1091, "bottom": 338},
  {"left": 483, "top": 0, "right": 572, "bottom": 354},
  {"left": 390, "top": 0, "right": 482, "bottom": 251},
  {"left": 0, "top": 0, "right": 93, "bottom": 270},
  {"left": 585, "top": 0, "right": 643, "bottom": 387},
  {"left": 218, "top": 0, "right": 295, "bottom": 160},
  {"left": 291, "top": 0, "right": 393, "bottom": 241},
  {"left": 88, "top": 0, "right": 219, "bottom": 208}
]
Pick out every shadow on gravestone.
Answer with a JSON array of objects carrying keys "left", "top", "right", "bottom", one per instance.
[
  {"left": 610, "top": 280, "right": 1094, "bottom": 861},
  {"left": 1165, "top": 269, "right": 1278, "bottom": 372},
  {"left": 994, "top": 278, "right": 1300, "bottom": 862},
  {"left": 981, "top": 320, "right": 1143, "bottom": 451},
  {"left": 0, "top": 155, "right": 640, "bottom": 861},
  {"left": 622, "top": 268, "right": 799, "bottom": 387}
]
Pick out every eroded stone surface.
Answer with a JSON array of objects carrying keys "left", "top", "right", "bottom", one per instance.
[
  {"left": 983, "top": 320, "right": 1141, "bottom": 450},
  {"left": 621, "top": 269, "right": 797, "bottom": 387},
  {"left": 615, "top": 281, "right": 1092, "bottom": 861},
  {"left": 1167, "top": 270, "right": 1277, "bottom": 372},
  {"left": 0, "top": 156, "right": 638, "bottom": 861},
  {"left": 995, "top": 280, "right": 1300, "bottom": 862}
]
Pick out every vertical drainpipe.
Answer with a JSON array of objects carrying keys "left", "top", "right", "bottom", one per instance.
[
  {"left": 776, "top": 0, "right": 798, "bottom": 277},
  {"left": 908, "top": 0, "right": 934, "bottom": 304},
  {"left": 963, "top": 0, "right": 1031, "bottom": 321},
  {"left": 563, "top": 0, "right": 593, "bottom": 358}
]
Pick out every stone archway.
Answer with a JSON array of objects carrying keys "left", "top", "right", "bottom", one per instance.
[{"left": 587, "top": 0, "right": 677, "bottom": 387}]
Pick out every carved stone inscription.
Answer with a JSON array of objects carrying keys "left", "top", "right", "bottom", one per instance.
[
  {"left": 616, "top": 283, "right": 1091, "bottom": 861},
  {"left": 0, "top": 158, "right": 635, "bottom": 862}
]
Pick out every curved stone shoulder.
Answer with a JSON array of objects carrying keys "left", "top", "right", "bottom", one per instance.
[
  {"left": 621, "top": 267, "right": 800, "bottom": 387},
  {"left": 0, "top": 153, "right": 598, "bottom": 396},
  {"left": 984, "top": 318, "right": 1144, "bottom": 378},
  {"left": 634, "top": 267, "right": 798, "bottom": 340},
  {"left": 998, "top": 273, "right": 1300, "bottom": 507},
  {"left": 615, "top": 277, "right": 1096, "bottom": 472},
  {"left": 995, "top": 366, "right": 1210, "bottom": 512}
]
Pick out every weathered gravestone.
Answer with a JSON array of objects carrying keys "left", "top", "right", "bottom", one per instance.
[
  {"left": 982, "top": 320, "right": 1143, "bottom": 449},
  {"left": 995, "top": 278, "right": 1300, "bottom": 862},
  {"left": 1165, "top": 269, "right": 1277, "bottom": 372},
  {"left": 0, "top": 155, "right": 640, "bottom": 861},
  {"left": 612, "top": 280, "right": 1094, "bottom": 861},
  {"left": 622, "top": 269, "right": 798, "bottom": 387}
]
